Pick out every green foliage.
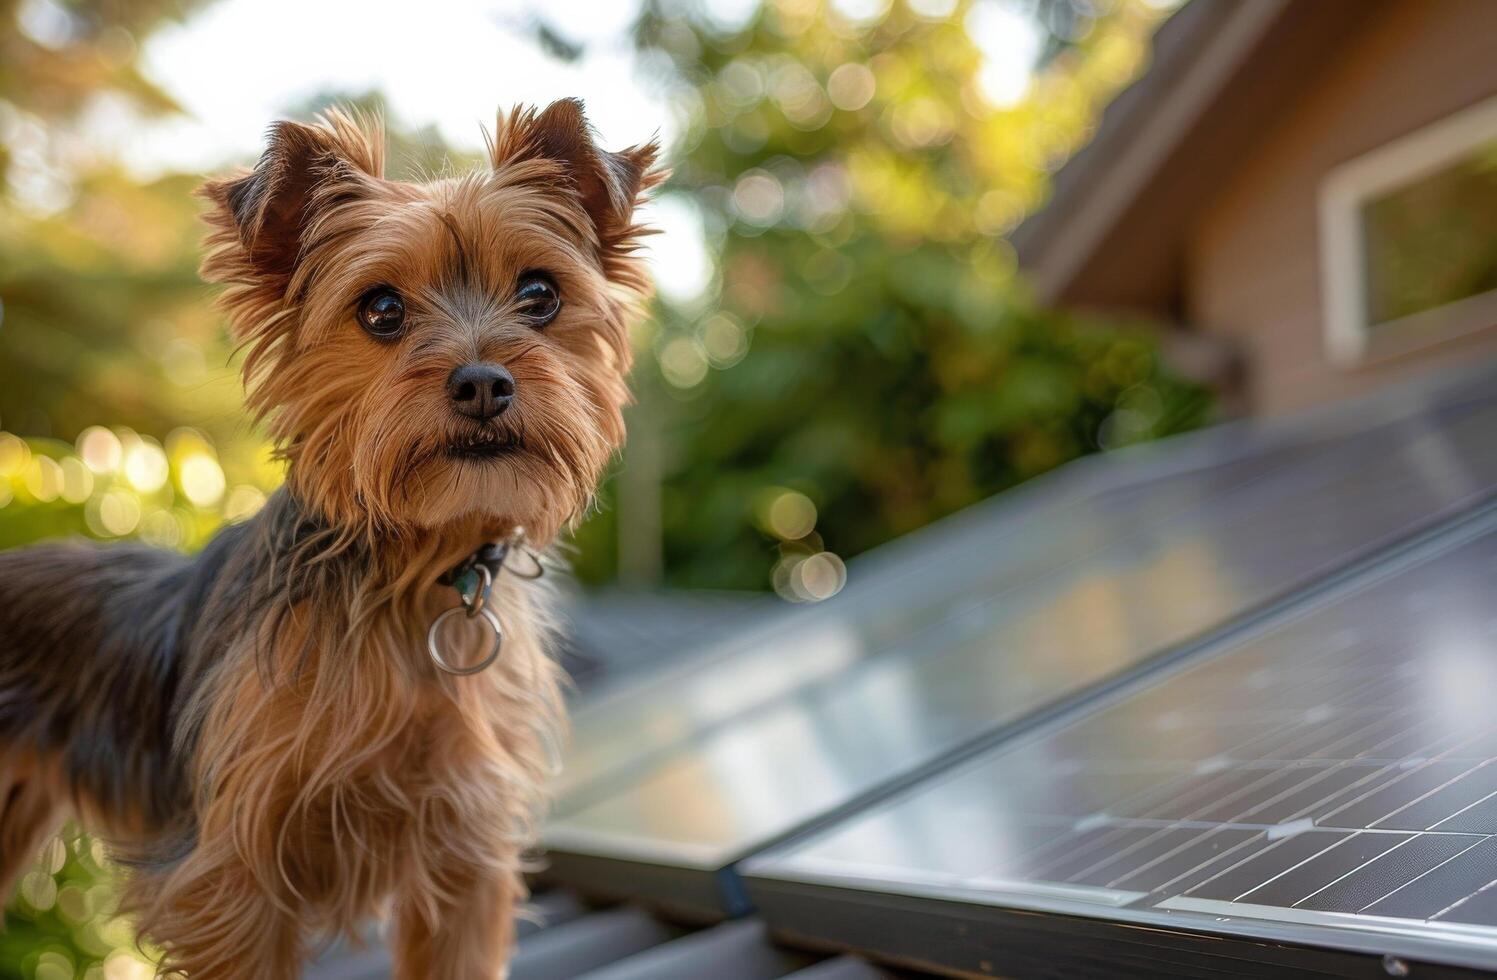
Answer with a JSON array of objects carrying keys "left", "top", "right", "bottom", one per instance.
[
  {"left": 0, "top": 826, "right": 156, "bottom": 980},
  {"left": 0, "top": 426, "right": 275, "bottom": 548},
  {"left": 567, "top": 0, "right": 1210, "bottom": 593}
]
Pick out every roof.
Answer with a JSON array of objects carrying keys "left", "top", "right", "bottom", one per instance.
[{"left": 1011, "top": 0, "right": 1391, "bottom": 315}]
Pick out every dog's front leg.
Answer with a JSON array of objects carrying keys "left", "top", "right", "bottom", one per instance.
[
  {"left": 392, "top": 864, "right": 521, "bottom": 980},
  {"left": 133, "top": 841, "right": 304, "bottom": 980}
]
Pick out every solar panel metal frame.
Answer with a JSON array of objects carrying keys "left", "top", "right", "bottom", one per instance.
[
  {"left": 740, "top": 502, "right": 1497, "bottom": 977},
  {"left": 746, "top": 877, "right": 1488, "bottom": 979}
]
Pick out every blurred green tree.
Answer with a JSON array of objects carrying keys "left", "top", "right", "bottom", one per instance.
[
  {"left": 568, "top": 0, "right": 1210, "bottom": 593},
  {"left": 0, "top": 0, "right": 215, "bottom": 442}
]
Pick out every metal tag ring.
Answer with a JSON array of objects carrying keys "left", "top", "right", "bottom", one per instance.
[{"left": 426, "top": 604, "right": 503, "bottom": 676}]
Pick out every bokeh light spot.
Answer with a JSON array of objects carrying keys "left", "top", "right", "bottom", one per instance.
[
  {"left": 797, "top": 551, "right": 847, "bottom": 600},
  {"left": 224, "top": 485, "right": 268, "bottom": 522},
  {"left": 60, "top": 456, "right": 94, "bottom": 503},
  {"left": 138, "top": 509, "right": 185, "bottom": 548},
  {"left": 102, "top": 951, "right": 153, "bottom": 980},
  {"left": 34, "top": 951, "right": 74, "bottom": 980},
  {"left": 160, "top": 337, "right": 206, "bottom": 386},
  {"left": 908, "top": 0, "right": 958, "bottom": 17},
  {"left": 89, "top": 490, "right": 142, "bottom": 537},
  {"left": 21, "top": 869, "right": 58, "bottom": 912},
  {"left": 0, "top": 432, "right": 30, "bottom": 477},
  {"left": 56, "top": 883, "right": 91, "bottom": 925},
  {"left": 830, "top": 0, "right": 891, "bottom": 26},
  {"left": 122, "top": 440, "right": 168, "bottom": 493},
  {"left": 178, "top": 453, "right": 225, "bottom": 508},
  {"left": 767, "top": 489, "right": 817, "bottom": 539},
  {"left": 717, "top": 59, "right": 765, "bottom": 107},
  {"left": 25, "top": 455, "right": 63, "bottom": 502},
  {"left": 827, "top": 63, "right": 875, "bottom": 111},
  {"left": 732, "top": 170, "right": 785, "bottom": 226},
  {"left": 77, "top": 426, "right": 123, "bottom": 474},
  {"left": 659, "top": 337, "right": 710, "bottom": 389},
  {"left": 701, "top": 312, "right": 750, "bottom": 367},
  {"left": 42, "top": 835, "right": 67, "bottom": 873}
]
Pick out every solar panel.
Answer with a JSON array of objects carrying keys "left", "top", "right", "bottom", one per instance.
[
  {"left": 556, "top": 451, "right": 1118, "bottom": 804},
  {"left": 557, "top": 368, "right": 1497, "bottom": 811},
  {"left": 743, "top": 506, "right": 1497, "bottom": 974},
  {"left": 556, "top": 454, "right": 1149, "bottom": 807},
  {"left": 543, "top": 369, "right": 1497, "bottom": 914}
]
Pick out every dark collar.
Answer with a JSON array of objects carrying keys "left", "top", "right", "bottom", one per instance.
[{"left": 438, "top": 531, "right": 543, "bottom": 607}]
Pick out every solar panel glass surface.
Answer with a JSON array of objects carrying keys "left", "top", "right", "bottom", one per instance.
[{"left": 745, "top": 509, "right": 1497, "bottom": 970}]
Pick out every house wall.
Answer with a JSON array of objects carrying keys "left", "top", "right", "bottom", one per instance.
[{"left": 1188, "top": 0, "right": 1497, "bottom": 415}]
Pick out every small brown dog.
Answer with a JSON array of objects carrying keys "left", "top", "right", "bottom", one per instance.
[{"left": 0, "top": 99, "right": 659, "bottom": 977}]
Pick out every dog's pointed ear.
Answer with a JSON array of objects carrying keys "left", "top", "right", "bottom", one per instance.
[
  {"left": 491, "top": 98, "right": 661, "bottom": 243},
  {"left": 200, "top": 111, "right": 383, "bottom": 280}
]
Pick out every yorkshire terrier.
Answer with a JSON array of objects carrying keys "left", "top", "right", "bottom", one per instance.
[{"left": 0, "top": 99, "right": 659, "bottom": 978}]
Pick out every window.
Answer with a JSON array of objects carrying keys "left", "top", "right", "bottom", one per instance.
[{"left": 1320, "top": 97, "right": 1497, "bottom": 366}]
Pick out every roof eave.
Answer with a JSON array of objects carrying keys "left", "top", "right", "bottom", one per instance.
[{"left": 1013, "top": 0, "right": 1385, "bottom": 316}]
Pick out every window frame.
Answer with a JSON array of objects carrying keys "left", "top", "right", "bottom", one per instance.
[{"left": 1319, "top": 96, "right": 1497, "bottom": 367}]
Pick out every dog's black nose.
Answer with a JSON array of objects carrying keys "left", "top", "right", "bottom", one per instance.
[{"left": 447, "top": 363, "right": 514, "bottom": 420}]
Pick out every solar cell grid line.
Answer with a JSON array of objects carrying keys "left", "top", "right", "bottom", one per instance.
[
  {"left": 1356, "top": 837, "right": 1489, "bottom": 909},
  {"left": 743, "top": 507, "right": 1497, "bottom": 975},
  {"left": 1366, "top": 761, "right": 1497, "bottom": 831},
  {"left": 1438, "top": 799, "right": 1497, "bottom": 835},
  {"left": 1161, "top": 721, "right": 1497, "bottom": 903},
  {"left": 1108, "top": 827, "right": 1269, "bottom": 895},
  {"left": 1161, "top": 748, "right": 1467, "bottom": 891},
  {"left": 1136, "top": 712, "right": 1460, "bottom": 823},
  {"left": 1031, "top": 687, "right": 1444, "bottom": 874},
  {"left": 1439, "top": 880, "right": 1497, "bottom": 925},
  {"left": 1231, "top": 831, "right": 1426, "bottom": 908},
  {"left": 1067, "top": 767, "right": 1369, "bottom": 888},
  {"left": 1028, "top": 752, "right": 1432, "bottom": 890},
  {"left": 1178, "top": 831, "right": 1355, "bottom": 903},
  {"left": 1432, "top": 781, "right": 1497, "bottom": 831},
  {"left": 1363, "top": 838, "right": 1497, "bottom": 919},
  {"left": 1321, "top": 747, "right": 1497, "bottom": 830},
  {"left": 1063, "top": 685, "right": 1497, "bottom": 892},
  {"left": 1296, "top": 835, "right": 1478, "bottom": 913},
  {"left": 1114, "top": 713, "right": 1391, "bottom": 818}
]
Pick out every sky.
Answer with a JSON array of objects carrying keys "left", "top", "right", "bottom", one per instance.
[{"left": 116, "top": 0, "right": 1043, "bottom": 301}]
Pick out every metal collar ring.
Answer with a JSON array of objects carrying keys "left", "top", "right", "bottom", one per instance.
[{"left": 427, "top": 604, "right": 503, "bottom": 676}]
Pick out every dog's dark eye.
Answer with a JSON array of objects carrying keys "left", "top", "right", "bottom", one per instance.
[
  {"left": 515, "top": 272, "right": 560, "bottom": 327},
  {"left": 358, "top": 287, "right": 406, "bottom": 339}
]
